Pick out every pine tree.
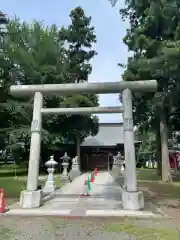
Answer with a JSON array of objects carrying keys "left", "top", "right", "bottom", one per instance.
[
  {"left": 58, "top": 7, "right": 99, "bottom": 143},
  {"left": 59, "top": 6, "right": 97, "bottom": 83}
]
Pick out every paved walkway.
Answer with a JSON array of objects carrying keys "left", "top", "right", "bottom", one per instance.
[
  {"left": 7, "top": 171, "right": 165, "bottom": 217},
  {"left": 43, "top": 171, "right": 123, "bottom": 211}
]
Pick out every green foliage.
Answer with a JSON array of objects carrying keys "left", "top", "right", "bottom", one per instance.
[
  {"left": 138, "top": 131, "right": 156, "bottom": 153},
  {"left": 0, "top": 7, "right": 99, "bottom": 159},
  {"left": 59, "top": 7, "right": 97, "bottom": 83},
  {"left": 119, "top": 1, "right": 180, "bottom": 132},
  {"left": 113, "top": 0, "right": 180, "bottom": 181}
]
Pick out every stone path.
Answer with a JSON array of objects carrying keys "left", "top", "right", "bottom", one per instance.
[
  {"left": 43, "top": 171, "right": 123, "bottom": 211},
  {"left": 7, "top": 172, "right": 165, "bottom": 218},
  {"left": 2, "top": 173, "right": 179, "bottom": 239}
]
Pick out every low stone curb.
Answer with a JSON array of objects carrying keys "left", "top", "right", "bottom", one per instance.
[{"left": 1, "top": 208, "right": 170, "bottom": 219}]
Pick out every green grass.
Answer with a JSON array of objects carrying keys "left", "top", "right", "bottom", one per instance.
[
  {"left": 138, "top": 180, "right": 180, "bottom": 198},
  {"left": 54, "top": 174, "right": 61, "bottom": 187},
  {"left": 137, "top": 168, "right": 180, "bottom": 182},
  {"left": 0, "top": 178, "right": 26, "bottom": 198},
  {"left": 0, "top": 174, "right": 61, "bottom": 198},
  {"left": 105, "top": 223, "right": 180, "bottom": 240},
  {"left": 0, "top": 168, "right": 28, "bottom": 177},
  {"left": 0, "top": 227, "right": 11, "bottom": 237},
  {"left": 0, "top": 167, "right": 62, "bottom": 199},
  {"left": 137, "top": 168, "right": 180, "bottom": 200},
  {"left": 137, "top": 168, "right": 160, "bottom": 181}
]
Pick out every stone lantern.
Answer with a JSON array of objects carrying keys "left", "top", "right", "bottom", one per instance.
[
  {"left": 113, "top": 152, "right": 122, "bottom": 169},
  {"left": 112, "top": 155, "right": 117, "bottom": 169},
  {"left": 116, "top": 152, "right": 125, "bottom": 172},
  {"left": 43, "top": 155, "right": 57, "bottom": 193},
  {"left": 112, "top": 152, "right": 126, "bottom": 190},
  {"left": 61, "top": 152, "right": 70, "bottom": 177},
  {"left": 68, "top": 156, "right": 80, "bottom": 182}
]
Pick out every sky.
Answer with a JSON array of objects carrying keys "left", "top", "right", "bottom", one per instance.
[{"left": 1, "top": 0, "right": 129, "bottom": 123}]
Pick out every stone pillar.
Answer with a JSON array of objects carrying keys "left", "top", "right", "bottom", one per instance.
[
  {"left": 122, "top": 88, "right": 144, "bottom": 210},
  {"left": 20, "top": 92, "right": 43, "bottom": 208}
]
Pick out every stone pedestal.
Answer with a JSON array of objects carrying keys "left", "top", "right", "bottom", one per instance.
[
  {"left": 112, "top": 153, "right": 126, "bottom": 189},
  {"left": 20, "top": 190, "right": 43, "bottom": 208},
  {"left": 43, "top": 168, "right": 56, "bottom": 193},
  {"left": 60, "top": 152, "right": 70, "bottom": 184},
  {"left": 122, "top": 191, "right": 144, "bottom": 210},
  {"left": 61, "top": 162, "right": 69, "bottom": 184},
  {"left": 112, "top": 156, "right": 116, "bottom": 170},
  {"left": 62, "top": 162, "right": 68, "bottom": 176},
  {"left": 69, "top": 157, "right": 80, "bottom": 182}
]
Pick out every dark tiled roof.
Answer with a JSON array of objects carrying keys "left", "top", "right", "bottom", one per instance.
[{"left": 81, "top": 123, "right": 140, "bottom": 147}]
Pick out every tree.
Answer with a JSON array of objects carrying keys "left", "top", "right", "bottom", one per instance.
[
  {"left": 0, "top": 17, "right": 38, "bottom": 159},
  {"left": 110, "top": 0, "right": 180, "bottom": 181},
  {"left": 138, "top": 130, "right": 156, "bottom": 154},
  {"left": 59, "top": 7, "right": 97, "bottom": 83},
  {"left": 0, "top": 11, "right": 8, "bottom": 34},
  {"left": 56, "top": 6, "right": 99, "bottom": 145},
  {"left": 0, "top": 7, "right": 99, "bottom": 161},
  {"left": 0, "top": 11, "right": 17, "bottom": 153}
]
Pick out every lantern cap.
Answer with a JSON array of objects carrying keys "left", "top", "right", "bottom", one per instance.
[{"left": 45, "top": 155, "right": 57, "bottom": 166}]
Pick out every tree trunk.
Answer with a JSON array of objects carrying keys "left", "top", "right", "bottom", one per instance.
[
  {"left": 76, "top": 137, "right": 80, "bottom": 162},
  {"left": 159, "top": 106, "right": 172, "bottom": 182},
  {"left": 155, "top": 113, "right": 162, "bottom": 177}
]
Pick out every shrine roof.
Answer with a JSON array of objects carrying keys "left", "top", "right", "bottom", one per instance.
[{"left": 81, "top": 123, "right": 140, "bottom": 147}]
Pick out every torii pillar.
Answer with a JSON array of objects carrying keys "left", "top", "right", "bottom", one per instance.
[
  {"left": 122, "top": 89, "right": 144, "bottom": 210},
  {"left": 20, "top": 92, "right": 43, "bottom": 208}
]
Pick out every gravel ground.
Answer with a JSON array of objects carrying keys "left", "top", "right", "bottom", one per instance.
[{"left": 0, "top": 216, "right": 180, "bottom": 240}]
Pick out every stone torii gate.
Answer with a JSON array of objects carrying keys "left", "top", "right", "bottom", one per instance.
[{"left": 10, "top": 80, "right": 157, "bottom": 210}]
